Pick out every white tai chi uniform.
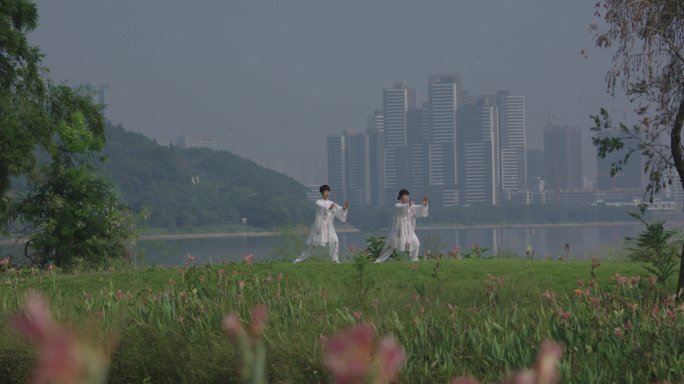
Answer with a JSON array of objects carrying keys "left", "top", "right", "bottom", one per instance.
[
  {"left": 375, "top": 202, "right": 428, "bottom": 263},
  {"left": 294, "top": 199, "right": 347, "bottom": 263}
]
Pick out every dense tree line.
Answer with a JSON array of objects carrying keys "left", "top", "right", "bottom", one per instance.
[
  {"left": 348, "top": 203, "right": 640, "bottom": 231},
  {"left": 102, "top": 124, "right": 311, "bottom": 229}
]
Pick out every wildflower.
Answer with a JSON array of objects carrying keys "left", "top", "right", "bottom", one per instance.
[
  {"left": 47, "top": 264, "right": 55, "bottom": 272},
  {"left": 348, "top": 245, "right": 358, "bottom": 253},
  {"left": 451, "top": 378, "right": 480, "bottom": 384},
  {"left": 353, "top": 311, "right": 363, "bottom": 322},
  {"left": 613, "top": 273, "right": 628, "bottom": 287},
  {"left": 614, "top": 327, "right": 623, "bottom": 338},
  {"left": 222, "top": 313, "right": 245, "bottom": 339},
  {"left": 409, "top": 263, "right": 418, "bottom": 272},
  {"left": 185, "top": 254, "right": 195, "bottom": 265},
  {"left": 629, "top": 276, "right": 641, "bottom": 288},
  {"left": 557, "top": 308, "right": 571, "bottom": 321},
  {"left": 627, "top": 303, "right": 637, "bottom": 313},
  {"left": 448, "top": 245, "right": 461, "bottom": 259},
  {"left": 115, "top": 290, "right": 124, "bottom": 301},
  {"left": 277, "top": 272, "right": 283, "bottom": 282},
  {"left": 542, "top": 290, "right": 556, "bottom": 301},
  {"left": 573, "top": 289, "right": 583, "bottom": 297},
  {"left": 264, "top": 275, "right": 273, "bottom": 284},
  {"left": 371, "top": 299, "right": 379, "bottom": 309},
  {"left": 590, "top": 297, "right": 601, "bottom": 308},
  {"left": 0, "top": 257, "right": 10, "bottom": 268},
  {"left": 243, "top": 254, "right": 254, "bottom": 265},
  {"left": 238, "top": 280, "right": 246, "bottom": 289},
  {"left": 324, "top": 324, "right": 375, "bottom": 384},
  {"left": 376, "top": 337, "right": 406, "bottom": 384},
  {"left": 533, "top": 341, "right": 565, "bottom": 384},
  {"left": 526, "top": 245, "right": 535, "bottom": 258},
  {"left": 319, "top": 334, "right": 328, "bottom": 345},
  {"left": 647, "top": 275, "right": 658, "bottom": 286},
  {"left": 250, "top": 304, "right": 268, "bottom": 336},
  {"left": 168, "top": 279, "right": 176, "bottom": 286},
  {"left": 13, "top": 291, "right": 111, "bottom": 384}
]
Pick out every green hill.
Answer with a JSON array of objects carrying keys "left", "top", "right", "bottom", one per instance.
[{"left": 101, "top": 124, "right": 311, "bottom": 229}]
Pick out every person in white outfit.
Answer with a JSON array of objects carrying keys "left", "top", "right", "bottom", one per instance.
[
  {"left": 294, "top": 184, "right": 348, "bottom": 263},
  {"left": 375, "top": 189, "right": 428, "bottom": 263}
]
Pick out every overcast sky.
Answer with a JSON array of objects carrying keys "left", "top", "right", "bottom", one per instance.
[{"left": 30, "top": 0, "right": 623, "bottom": 181}]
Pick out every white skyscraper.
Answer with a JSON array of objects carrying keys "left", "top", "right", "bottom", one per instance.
[
  {"left": 428, "top": 74, "right": 461, "bottom": 206},
  {"left": 382, "top": 83, "right": 416, "bottom": 202},
  {"left": 459, "top": 98, "right": 499, "bottom": 205},
  {"left": 498, "top": 91, "right": 527, "bottom": 200}
]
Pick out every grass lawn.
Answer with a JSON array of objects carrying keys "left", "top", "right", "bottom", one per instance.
[{"left": 0, "top": 258, "right": 681, "bottom": 383}]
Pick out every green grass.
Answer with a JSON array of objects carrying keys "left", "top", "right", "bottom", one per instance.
[{"left": 0, "top": 259, "right": 682, "bottom": 383}]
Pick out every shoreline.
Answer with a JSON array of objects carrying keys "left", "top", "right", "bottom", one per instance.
[{"left": 3, "top": 220, "right": 684, "bottom": 244}]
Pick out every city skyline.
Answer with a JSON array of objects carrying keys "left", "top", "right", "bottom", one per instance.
[{"left": 31, "top": 1, "right": 625, "bottom": 184}]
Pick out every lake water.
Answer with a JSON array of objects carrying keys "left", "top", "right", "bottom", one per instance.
[
  {"left": 1, "top": 222, "right": 672, "bottom": 266},
  {"left": 128, "top": 223, "right": 650, "bottom": 265}
]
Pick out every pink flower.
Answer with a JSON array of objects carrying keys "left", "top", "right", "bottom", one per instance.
[
  {"left": 534, "top": 341, "right": 565, "bottom": 383},
  {"left": 542, "top": 290, "right": 556, "bottom": 301},
  {"left": 324, "top": 324, "right": 375, "bottom": 384},
  {"left": 243, "top": 254, "right": 254, "bottom": 265},
  {"left": 353, "top": 311, "right": 362, "bottom": 321},
  {"left": 629, "top": 276, "right": 641, "bottom": 288},
  {"left": 613, "top": 273, "right": 628, "bottom": 287},
  {"left": 377, "top": 337, "right": 406, "bottom": 383},
  {"left": 238, "top": 280, "right": 246, "bottom": 289},
  {"left": 222, "top": 313, "right": 245, "bottom": 338},
  {"left": 451, "top": 378, "right": 480, "bottom": 384},
  {"left": 614, "top": 327, "right": 623, "bottom": 338},
  {"left": 185, "top": 254, "right": 195, "bottom": 265},
  {"left": 0, "top": 257, "right": 9, "bottom": 267},
  {"left": 250, "top": 304, "right": 268, "bottom": 336},
  {"left": 264, "top": 275, "right": 273, "bottom": 284},
  {"left": 557, "top": 308, "right": 571, "bottom": 321},
  {"left": 13, "top": 291, "right": 111, "bottom": 384}
]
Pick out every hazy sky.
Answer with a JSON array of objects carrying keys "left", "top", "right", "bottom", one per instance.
[{"left": 31, "top": 0, "right": 623, "bottom": 180}]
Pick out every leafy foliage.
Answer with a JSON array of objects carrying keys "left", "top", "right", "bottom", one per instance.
[
  {"left": 14, "top": 88, "right": 136, "bottom": 268},
  {"left": 591, "top": 0, "right": 684, "bottom": 293},
  {"left": 626, "top": 213, "right": 681, "bottom": 284}
]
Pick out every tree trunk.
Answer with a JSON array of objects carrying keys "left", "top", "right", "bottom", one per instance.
[{"left": 671, "top": 99, "right": 684, "bottom": 296}]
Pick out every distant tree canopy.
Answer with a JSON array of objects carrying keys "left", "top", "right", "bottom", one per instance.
[
  {"left": 102, "top": 124, "right": 311, "bottom": 229},
  {"left": 348, "top": 204, "right": 637, "bottom": 232}
]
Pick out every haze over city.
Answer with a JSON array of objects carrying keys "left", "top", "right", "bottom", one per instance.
[{"left": 31, "top": 0, "right": 625, "bottom": 183}]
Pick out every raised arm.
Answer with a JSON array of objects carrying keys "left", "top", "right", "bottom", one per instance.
[{"left": 332, "top": 201, "right": 348, "bottom": 222}]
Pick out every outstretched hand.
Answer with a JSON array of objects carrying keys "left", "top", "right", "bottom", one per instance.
[
  {"left": 343, "top": 201, "right": 349, "bottom": 210},
  {"left": 422, "top": 196, "right": 429, "bottom": 205},
  {"left": 329, "top": 202, "right": 336, "bottom": 210}
]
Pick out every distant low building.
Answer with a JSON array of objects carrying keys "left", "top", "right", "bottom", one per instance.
[{"left": 177, "top": 135, "right": 217, "bottom": 150}]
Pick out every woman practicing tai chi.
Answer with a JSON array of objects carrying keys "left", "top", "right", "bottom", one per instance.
[
  {"left": 375, "top": 189, "right": 428, "bottom": 263},
  {"left": 294, "top": 184, "right": 348, "bottom": 264}
]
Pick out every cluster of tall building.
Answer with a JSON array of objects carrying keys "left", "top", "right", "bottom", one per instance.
[
  {"left": 327, "top": 74, "right": 683, "bottom": 208},
  {"left": 327, "top": 74, "right": 528, "bottom": 208}
]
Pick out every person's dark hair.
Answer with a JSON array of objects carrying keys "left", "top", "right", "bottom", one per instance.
[
  {"left": 319, "top": 184, "right": 331, "bottom": 194},
  {"left": 397, "top": 189, "right": 410, "bottom": 200}
]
